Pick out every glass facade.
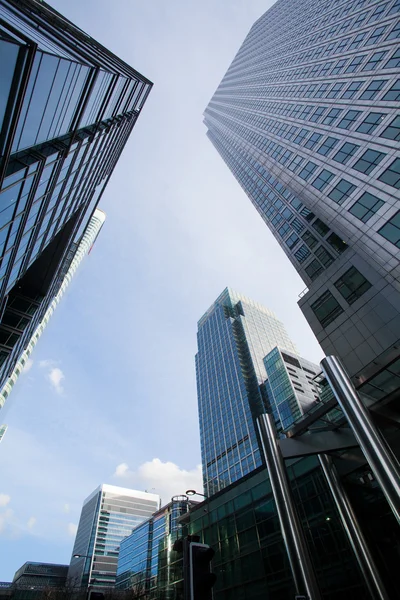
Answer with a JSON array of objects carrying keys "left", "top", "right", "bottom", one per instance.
[
  {"left": 204, "top": 0, "right": 400, "bottom": 388},
  {"left": 196, "top": 288, "right": 297, "bottom": 496},
  {"left": 116, "top": 497, "right": 190, "bottom": 600},
  {"left": 0, "top": 209, "right": 105, "bottom": 425},
  {"left": 263, "top": 347, "right": 320, "bottom": 432},
  {"left": 186, "top": 458, "right": 400, "bottom": 600},
  {"left": 68, "top": 485, "right": 160, "bottom": 590},
  {"left": 0, "top": 0, "right": 152, "bottom": 389}
]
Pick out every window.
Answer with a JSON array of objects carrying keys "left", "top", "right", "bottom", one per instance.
[
  {"left": 386, "top": 20, "right": 400, "bottom": 39},
  {"left": 331, "top": 60, "right": 347, "bottom": 75},
  {"left": 380, "top": 116, "right": 400, "bottom": 141},
  {"left": 309, "top": 107, "right": 327, "bottom": 122},
  {"left": 329, "top": 179, "right": 356, "bottom": 204},
  {"left": 349, "top": 32, "right": 367, "bottom": 49},
  {"left": 312, "top": 169, "right": 334, "bottom": 191},
  {"left": 326, "top": 83, "right": 344, "bottom": 99},
  {"left": 299, "top": 161, "right": 317, "bottom": 181},
  {"left": 311, "top": 290, "right": 344, "bottom": 327},
  {"left": 353, "top": 149, "right": 386, "bottom": 175},
  {"left": 349, "top": 192, "right": 384, "bottom": 222},
  {"left": 294, "top": 245, "right": 310, "bottom": 263},
  {"left": 378, "top": 158, "right": 400, "bottom": 189},
  {"left": 304, "top": 133, "right": 322, "bottom": 149},
  {"left": 345, "top": 55, "right": 365, "bottom": 73},
  {"left": 302, "top": 230, "right": 318, "bottom": 249},
  {"left": 359, "top": 80, "right": 386, "bottom": 100},
  {"left": 312, "top": 218, "right": 329, "bottom": 236},
  {"left": 315, "top": 246, "right": 334, "bottom": 268},
  {"left": 314, "top": 83, "right": 330, "bottom": 98},
  {"left": 322, "top": 108, "right": 343, "bottom": 125},
  {"left": 356, "top": 112, "right": 386, "bottom": 134},
  {"left": 327, "top": 233, "right": 348, "bottom": 254},
  {"left": 383, "top": 79, "right": 400, "bottom": 101},
  {"left": 369, "top": 3, "right": 388, "bottom": 21},
  {"left": 365, "top": 26, "right": 387, "bottom": 45},
  {"left": 389, "top": 0, "right": 400, "bottom": 15},
  {"left": 288, "top": 155, "right": 304, "bottom": 172},
  {"left": 317, "top": 136, "right": 339, "bottom": 156},
  {"left": 291, "top": 218, "right": 304, "bottom": 233},
  {"left": 282, "top": 207, "right": 293, "bottom": 220},
  {"left": 362, "top": 51, "right": 388, "bottom": 71},
  {"left": 378, "top": 211, "right": 400, "bottom": 247},
  {"left": 278, "top": 223, "right": 290, "bottom": 238},
  {"left": 300, "top": 207, "right": 315, "bottom": 221},
  {"left": 333, "top": 143, "right": 359, "bottom": 165},
  {"left": 334, "top": 267, "right": 372, "bottom": 304},
  {"left": 293, "top": 129, "right": 310, "bottom": 144},
  {"left": 305, "top": 259, "right": 324, "bottom": 281},
  {"left": 337, "top": 110, "right": 361, "bottom": 129},
  {"left": 384, "top": 48, "right": 400, "bottom": 69},
  {"left": 285, "top": 232, "right": 299, "bottom": 249},
  {"left": 342, "top": 81, "right": 363, "bottom": 99}
]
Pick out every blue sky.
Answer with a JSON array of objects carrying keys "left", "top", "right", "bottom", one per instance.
[{"left": 0, "top": 0, "right": 323, "bottom": 581}]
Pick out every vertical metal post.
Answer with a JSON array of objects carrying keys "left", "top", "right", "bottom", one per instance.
[
  {"left": 318, "top": 453, "right": 389, "bottom": 600},
  {"left": 321, "top": 356, "right": 400, "bottom": 525},
  {"left": 257, "top": 413, "right": 321, "bottom": 600}
]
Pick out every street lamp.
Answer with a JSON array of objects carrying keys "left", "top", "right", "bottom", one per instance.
[{"left": 186, "top": 489, "right": 207, "bottom": 498}]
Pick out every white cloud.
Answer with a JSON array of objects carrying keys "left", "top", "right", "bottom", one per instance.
[
  {"left": 67, "top": 523, "right": 78, "bottom": 537},
  {"left": 22, "top": 358, "right": 34, "bottom": 373},
  {"left": 27, "top": 516, "right": 36, "bottom": 529},
  {"left": 0, "top": 493, "right": 11, "bottom": 507},
  {"left": 113, "top": 458, "right": 203, "bottom": 505},
  {"left": 63, "top": 503, "right": 70, "bottom": 514},
  {"left": 114, "top": 462, "right": 129, "bottom": 477},
  {"left": 48, "top": 367, "right": 65, "bottom": 394},
  {"left": 39, "top": 359, "right": 55, "bottom": 368}
]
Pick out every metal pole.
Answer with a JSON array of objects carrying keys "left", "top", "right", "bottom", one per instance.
[
  {"left": 318, "top": 453, "right": 389, "bottom": 600},
  {"left": 257, "top": 413, "right": 321, "bottom": 600},
  {"left": 321, "top": 356, "right": 400, "bottom": 525}
]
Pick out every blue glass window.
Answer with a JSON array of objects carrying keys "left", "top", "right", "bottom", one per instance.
[
  {"left": 349, "top": 192, "right": 384, "bottom": 222},
  {"left": 0, "top": 40, "right": 20, "bottom": 133}
]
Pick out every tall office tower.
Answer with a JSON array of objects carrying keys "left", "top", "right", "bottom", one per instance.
[
  {"left": 196, "top": 287, "right": 298, "bottom": 495},
  {"left": 68, "top": 484, "right": 160, "bottom": 592},
  {"left": 204, "top": 0, "right": 400, "bottom": 406},
  {"left": 263, "top": 347, "right": 321, "bottom": 431},
  {"left": 116, "top": 496, "right": 191, "bottom": 597},
  {"left": 0, "top": 0, "right": 152, "bottom": 389},
  {"left": 0, "top": 209, "right": 104, "bottom": 427}
]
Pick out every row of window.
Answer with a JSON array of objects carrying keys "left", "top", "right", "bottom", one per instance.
[
  {"left": 208, "top": 110, "right": 400, "bottom": 249},
  {"left": 224, "top": 0, "right": 400, "bottom": 85}
]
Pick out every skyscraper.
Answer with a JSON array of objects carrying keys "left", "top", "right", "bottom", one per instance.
[
  {"left": 263, "top": 346, "right": 321, "bottom": 431},
  {"left": 68, "top": 484, "right": 160, "bottom": 592},
  {"left": 0, "top": 0, "right": 152, "bottom": 389},
  {"left": 196, "top": 287, "right": 298, "bottom": 495},
  {"left": 204, "top": 0, "right": 400, "bottom": 401},
  {"left": 0, "top": 209, "right": 105, "bottom": 428},
  {"left": 116, "top": 496, "right": 191, "bottom": 598}
]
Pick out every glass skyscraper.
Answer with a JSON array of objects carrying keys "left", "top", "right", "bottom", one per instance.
[
  {"left": 116, "top": 496, "right": 191, "bottom": 599},
  {"left": 68, "top": 484, "right": 160, "bottom": 591},
  {"left": 0, "top": 209, "right": 105, "bottom": 432},
  {"left": 0, "top": 0, "right": 151, "bottom": 389},
  {"left": 204, "top": 0, "right": 400, "bottom": 401},
  {"left": 196, "top": 288, "right": 298, "bottom": 495}
]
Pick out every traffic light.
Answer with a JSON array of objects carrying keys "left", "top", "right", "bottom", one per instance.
[{"left": 189, "top": 542, "right": 217, "bottom": 600}]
